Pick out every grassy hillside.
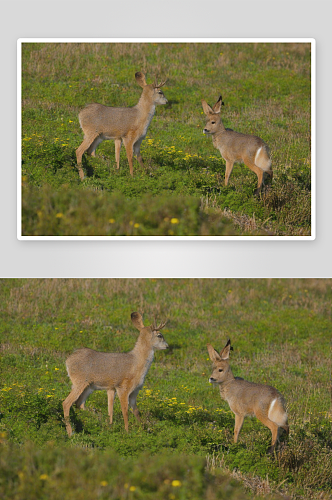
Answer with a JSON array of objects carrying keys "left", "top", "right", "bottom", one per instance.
[
  {"left": 20, "top": 42, "right": 312, "bottom": 236},
  {"left": 1, "top": 279, "right": 331, "bottom": 499}
]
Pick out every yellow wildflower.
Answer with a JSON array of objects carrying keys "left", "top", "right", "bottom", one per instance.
[{"left": 172, "top": 480, "right": 182, "bottom": 487}]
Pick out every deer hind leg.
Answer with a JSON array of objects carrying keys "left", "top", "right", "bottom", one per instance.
[
  {"left": 129, "top": 388, "right": 141, "bottom": 424},
  {"left": 281, "top": 423, "right": 289, "bottom": 435},
  {"left": 86, "top": 136, "right": 103, "bottom": 157},
  {"left": 224, "top": 160, "right": 235, "bottom": 186},
  {"left": 255, "top": 410, "right": 280, "bottom": 453},
  {"left": 244, "top": 159, "right": 264, "bottom": 195},
  {"left": 233, "top": 413, "right": 244, "bottom": 443},
  {"left": 76, "top": 134, "right": 99, "bottom": 180},
  {"left": 63, "top": 385, "right": 88, "bottom": 437},
  {"left": 107, "top": 389, "right": 116, "bottom": 425},
  {"left": 75, "top": 385, "right": 94, "bottom": 409},
  {"left": 115, "top": 139, "right": 122, "bottom": 170}
]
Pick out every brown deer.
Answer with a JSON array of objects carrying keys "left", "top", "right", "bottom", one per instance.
[
  {"left": 76, "top": 72, "right": 167, "bottom": 179},
  {"left": 202, "top": 96, "right": 273, "bottom": 195},
  {"left": 207, "top": 340, "right": 289, "bottom": 453},
  {"left": 63, "top": 312, "right": 168, "bottom": 436}
]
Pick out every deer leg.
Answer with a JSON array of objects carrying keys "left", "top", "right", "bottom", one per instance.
[
  {"left": 129, "top": 389, "right": 141, "bottom": 424},
  {"left": 87, "top": 136, "right": 103, "bottom": 157},
  {"left": 281, "top": 423, "right": 289, "bottom": 436},
  {"left": 63, "top": 385, "right": 87, "bottom": 437},
  {"left": 133, "top": 139, "right": 144, "bottom": 168},
  {"left": 117, "top": 389, "right": 130, "bottom": 431},
  {"left": 76, "top": 135, "right": 99, "bottom": 180},
  {"left": 255, "top": 410, "right": 280, "bottom": 453},
  {"left": 244, "top": 159, "right": 264, "bottom": 195},
  {"left": 76, "top": 135, "right": 96, "bottom": 164},
  {"left": 75, "top": 385, "right": 94, "bottom": 409},
  {"left": 233, "top": 414, "right": 244, "bottom": 443},
  {"left": 123, "top": 137, "right": 134, "bottom": 176},
  {"left": 224, "top": 160, "right": 235, "bottom": 186},
  {"left": 107, "top": 389, "right": 116, "bottom": 425},
  {"left": 115, "top": 139, "right": 122, "bottom": 170}
]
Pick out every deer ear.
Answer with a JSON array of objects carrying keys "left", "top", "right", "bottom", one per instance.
[
  {"left": 213, "top": 96, "right": 224, "bottom": 113},
  {"left": 220, "top": 339, "right": 231, "bottom": 360},
  {"left": 202, "top": 100, "right": 213, "bottom": 115},
  {"left": 131, "top": 312, "right": 145, "bottom": 330},
  {"left": 135, "top": 72, "right": 147, "bottom": 88},
  {"left": 207, "top": 343, "right": 222, "bottom": 362}
]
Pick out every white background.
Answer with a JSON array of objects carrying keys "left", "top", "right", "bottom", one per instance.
[{"left": 2, "top": 0, "right": 331, "bottom": 278}]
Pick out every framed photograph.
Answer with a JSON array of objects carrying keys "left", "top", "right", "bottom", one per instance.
[{"left": 18, "top": 39, "right": 315, "bottom": 240}]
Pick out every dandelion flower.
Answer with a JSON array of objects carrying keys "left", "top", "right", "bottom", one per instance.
[{"left": 172, "top": 480, "right": 182, "bottom": 487}]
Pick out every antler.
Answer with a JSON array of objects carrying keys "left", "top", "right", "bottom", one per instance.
[
  {"left": 154, "top": 77, "right": 167, "bottom": 88},
  {"left": 153, "top": 318, "right": 168, "bottom": 331}
]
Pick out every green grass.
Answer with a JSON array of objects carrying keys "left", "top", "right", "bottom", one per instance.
[
  {"left": 20, "top": 42, "right": 312, "bottom": 236},
  {"left": 1, "top": 279, "right": 331, "bottom": 499}
]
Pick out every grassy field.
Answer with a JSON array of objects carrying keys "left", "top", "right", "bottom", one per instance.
[
  {"left": 20, "top": 42, "right": 312, "bottom": 236},
  {"left": 0, "top": 279, "right": 331, "bottom": 499}
]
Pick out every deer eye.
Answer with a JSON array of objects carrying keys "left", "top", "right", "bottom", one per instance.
[
  {"left": 218, "top": 369, "right": 223, "bottom": 372},
  {"left": 211, "top": 121, "right": 216, "bottom": 124},
  {"left": 157, "top": 333, "right": 163, "bottom": 338}
]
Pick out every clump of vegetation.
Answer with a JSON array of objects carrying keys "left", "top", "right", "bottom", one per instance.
[
  {"left": 21, "top": 183, "right": 236, "bottom": 236},
  {"left": 21, "top": 42, "right": 312, "bottom": 236}
]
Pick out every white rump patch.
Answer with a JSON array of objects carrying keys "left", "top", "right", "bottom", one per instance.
[
  {"left": 254, "top": 146, "right": 262, "bottom": 165},
  {"left": 268, "top": 398, "right": 277, "bottom": 420}
]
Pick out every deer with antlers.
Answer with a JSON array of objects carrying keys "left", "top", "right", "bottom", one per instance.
[
  {"left": 76, "top": 72, "right": 167, "bottom": 179},
  {"left": 63, "top": 312, "right": 168, "bottom": 436}
]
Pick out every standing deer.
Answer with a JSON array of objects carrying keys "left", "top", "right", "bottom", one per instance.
[
  {"left": 76, "top": 72, "right": 168, "bottom": 180},
  {"left": 63, "top": 312, "right": 168, "bottom": 436},
  {"left": 202, "top": 96, "right": 273, "bottom": 195},
  {"left": 207, "top": 340, "right": 289, "bottom": 453}
]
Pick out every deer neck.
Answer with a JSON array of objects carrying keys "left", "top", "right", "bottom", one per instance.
[
  {"left": 218, "top": 368, "right": 235, "bottom": 400},
  {"left": 212, "top": 124, "right": 226, "bottom": 146},
  {"left": 136, "top": 94, "right": 156, "bottom": 120},
  {"left": 131, "top": 334, "right": 155, "bottom": 386},
  {"left": 132, "top": 334, "right": 155, "bottom": 367}
]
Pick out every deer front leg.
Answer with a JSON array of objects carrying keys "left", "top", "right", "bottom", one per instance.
[
  {"left": 133, "top": 139, "right": 144, "bottom": 168},
  {"left": 107, "top": 389, "right": 116, "bottom": 425},
  {"left": 233, "top": 414, "right": 244, "bottom": 443},
  {"left": 123, "top": 137, "right": 134, "bottom": 176},
  {"left": 129, "top": 389, "right": 141, "bottom": 424},
  {"left": 115, "top": 139, "right": 122, "bottom": 170},
  {"left": 224, "top": 160, "right": 235, "bottom": 186},
  {"left": 117, "top": 388, "right": 130, "bottom": 431}
]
